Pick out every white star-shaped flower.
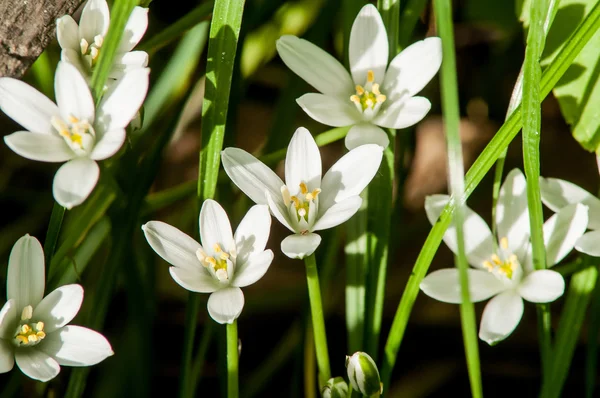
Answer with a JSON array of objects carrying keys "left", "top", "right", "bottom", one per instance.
[
  {"left": 1, "top": 61, "right": 149, "bottom": 209},
  {"left": 0, "top": 235, "right": 113, "bottom": 382},
  {"left": 420, "top": 169, "right": 588, "bottom": 345},
  {"left": 276, "top": 4, "right": 441, "bottom": 150},
  {"left": 143, "top": 200, "right": 274, "bottom": 324}
]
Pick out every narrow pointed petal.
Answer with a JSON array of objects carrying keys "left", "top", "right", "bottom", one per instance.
[
  {"left": 234, "top": 205, "right": 271, "bottom": 263},
  {"left": 15, "top": 349, "right": 60, "bottom": 382},
  {"left": 425, "top": 195, "right": 495, "bottom": 267},
  {"left": 296, "top": 94, "right": 361, "bottom": 127},
  {"left": 345, "top": 123, "right": 389, "bottom": 150},
  {"left": 232, "top": 250, "right": 274, "bottom": 288},
  {"left": 280, "top": 233, "right": 321, "bottom": 259},
  {"left": 61, "top": 49, "right": 89, "bottom": 79},
  {"left": 97, "top": 68, "right": 150, "bottom": 132},
  {"left": 119, "top": 6, "right": 148, "bottom": 52},
  {"left": 0, "top": 340, "right": 14, "bottom": 373},
  {"left": 207, "top": 287, "right": 245, "bottom": 324},
  {"left": 373, "top": 96, "right": 431, "bottom": 129},
  {"left": 8, "top": 235, "right": 45, "bottom": 311},
  {"left": 313, "top": 196, "right": 362, "bottom": 231},
  {"left": 55, "top": 62, "right": 95, "bottom": 122},
  {"left": 285, "top": 127, "right": 322, "bottom": 191},
  {"left": 4, "top": 132, "right": 74, "bottom": 162},
  {"left": 540, "top": 177, "right": 600, "bottom": 229},
  {"left": 39, "top": 326, "right": 113, "bottom": 366},
  {"left": 265, "top": 191, "right": 295, "bottom": 232},
  {"left": 382, "top": 37, "right": 442, "bottom": 100},
  {"left": 478, "top": 291, "right": 524, "bottom": 345},
  {"left": 90, "top": 128, "right": 126, "bottom": 160},
  {"left": 543, "top": 203, "right": 588, "bottom": 267},
  {"left": 79, "top": 0, "right": 110, "bottom": 42},
  {"left": 200, "top": 200, "right": 235, "bottom": 255},
  {"left": 576, "top": 230, "right": 600, "bottom": 256},
  {"left": 56, "top": 15, "right": 80, "bottom": 51},
  {"left": 52, "top": 158, "right": 99, "bottom": 210},
  {"left": 142, "top": 221, "right": 201, "bottom": 271},
  {"left": 0, "top": 78, "right": 59, "bottom": 134},
  {"left": 420, "top": 268, "right": 506, "bottom": 304},
  {"left": 33, "top": 285, "right": 83, "bottom": 333},
  {"left": 517, "top": 270, "right": 565, "bottom": 303},
  {"left": 0, "top": 300, "right": 17, "bottom": 339},
  {"left": 496, "top": 169, "right": 529, "bottom": 256},
  {"left": 169, "top": 267, "right": 220, "bottom": 293},
  {"left": 276, "top": 35, "right": 353, "bottom": 97},
  {"left": 319, "top": 144, "right": 383, "bottom": 212},
  {"left": 349, "top": 4, "right": 388, "bottom": 85},
  {"left": 109, "top": 51, "right": 149, "bottom": 79}
]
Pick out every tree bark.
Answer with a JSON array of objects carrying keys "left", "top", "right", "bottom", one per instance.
[{"left": 0, "top": 0, "right": 84, "bottom": 78}]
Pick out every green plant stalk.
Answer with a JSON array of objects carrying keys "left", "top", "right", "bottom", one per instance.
[
  {"left": 43, "top": 203, "right": 65, "bottom": 272},
  {"left": 380, "top": 0, "right": 600, "bottom": 389},
  {"left": 585, "top": 267, "right": 600, "bottom": 398},
  {"left": 304, "top": 253, "right": 331, "bottom": 388},
  {"left": 397, "top": 0, "right": 429, "bottom": 49},
  {"left": 190, "top": 318, "right": 215, "bottom": 397},
  {"left": 433, "top": 0, "right": 482, "bottom": 396},
  {"left": 227, "top": 321, "right": 239, "bottom": 398}
]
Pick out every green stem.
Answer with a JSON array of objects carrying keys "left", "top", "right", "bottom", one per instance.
[
  {"left": 227, "top": 321, "right": 239, "bottom": 398},
  {"left": 191, "top": 321, "right": 215, "bottom": 397},
  {"left": 179, "top": 294, "right": 202, "bottom": 398},
  {"left": 44, "top": 202, "right": 65, "bottom": 272},
  {"left": 304, "top": 253, "right": 331, "bottom": 387}
]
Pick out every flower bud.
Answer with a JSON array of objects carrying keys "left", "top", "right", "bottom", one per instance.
[
  {"left": 346, "top": 352, "right": 382, "bottom": 397},
  {"left": 321, "top": 377, "right": 348, "bottom": 398}
]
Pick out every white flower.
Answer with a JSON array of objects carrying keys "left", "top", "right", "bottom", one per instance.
[
  {"left": 276, "top": 4, "right": 441, "bottom": 150},
  {"left": 1, "top": 61, "right": 149, "bottom": 209},
  {"left": 222, "top": 127, "right": 383, "bottom": 260},
  {"left": 0, "top": 235, "right": 113, "bottom": 382},
  {"left": 142, "top": 200, "right": 274, "bottom": 324},
  {"left": 57, "top": 0, "right": 149, "bottom": 81},
  {"left": 540, "top": 176, "right": 600, "bottom": 256},
  {"left": 420, "top": 169, "right": 588, "bottom": 345}
]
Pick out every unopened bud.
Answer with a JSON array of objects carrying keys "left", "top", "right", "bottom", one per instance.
[
  {"left": 321, "top": 377, "right": 348, "bottom": 398},
  {"left": 346, "top": 352, "right": 382, "bottom": 397}
]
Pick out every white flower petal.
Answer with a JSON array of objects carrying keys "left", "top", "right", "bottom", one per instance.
[
  {"left": 313, "top": 196, "right": 362, "bottom": 231},
  {"left": 56, "top": 15, "right": 80, "bottom": 51},
  {"left": 496, "top": 169, "right": 529, "bottom": 257},
  {"left": 382, "top": 37, "right": 442, "bottom": 100},
  {"left": 575, "top": 230, "right": 600, "bottom": 256},
  {"left": 97, "top": 68, "right": 150, "bottom": 132},
  {"left": 55, "top": 62, "right": 95, "bottom": 123},
  {"left": 0, "top": 300, "right": 17, "bottom": 339},
  {"left": 420, "top": 268, "right": 506, "bottom": 304},
  {"left": 0, "top": 78, "right": 60, "bottom": 134},
  {"left": 319, "top": 144, "right": 383, "bottom": 212},
  {"left": 478, "top": 290, "right": 524, "bottom": 345},
  {"left": 424, "top": 195, "right": 495, "bottom": 268},
  {"left": 345, "top": 123, "right": 389, "bottom": 150},
  {"left": 52, "top": 158, "right": 99, "bottom": 210},
  {"left": 33, "top": 285, "right": 83, "bottom": 333},
  {"left": 15, "top": 348, "right": 60, "bottom": 382},
  {"left": 142, "top": 221, "right": 202, "bottom": 270},
  {"left": 285, "top": 127, "right": 322, "bottom": 192},
  {"left": 109, "top": 51, "right": 149, "bottom": 79},
  {"left": 169, "top": 267, "right": 219, "bottom": 293},
  {"left": 266, "top": 191, "right": 295, "bottom": 232},
  {"left": 276, "top": 35, "right": 354, "bottom": 98},
  {"left": 540, "top": 177, "right": 600, "bottom": 230},
  {"left": 39, "top": 325, "right": 113, "bottom": 366},
  {"left": 234, "top": 205, "right": 271, "bottom": 264},
  {"left": 543, "top": 203, "right": 588, "bottom": 267},
  {"left": 200, "top": 200, "right": 235, "bottom": 255},
  {"left": 0, "top": 340, "right": 14, "bottom": 373},
  {"left": 119, "top": 6, "right": 149, "bottom": 52},
  {"left": 207, "top": 287, "right": 245, "bottom": 324},
  {"left": 297, "top": 94, "right": 361, "bottom": 127},
  {"left": 280, "top": 233, "right": 322, "bottom": 259},
  {"left": 90, "top": 128, "right": 126, "bottom": 160},
  {"left": 349, "top": 4, "right": 388, "bottom": 86},
  {"left": 4, "top": 132, "right": 74, "bottom": 162},
  {"left": 232, "top": 250, "right": 274, "bottom": 288},
  {"left": 373, "top": 96, "right": 431, "bottom": 129},
  {"left": 61, "top": 49, "right": 89, "bottom": 78},
  {"left": 517, "top": 270, "right": 565, "bottom": 303},
  {"left": 8, "top": 234, "right": 45, "bottom": 311},
  {"left": 79, "top": 0, "right": 110, "bottom": 43}
]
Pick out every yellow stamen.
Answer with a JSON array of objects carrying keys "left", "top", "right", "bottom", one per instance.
[
  {"left": 80, "top": 38, "right": 89, "bottom": 55},
  {"left": 281, "top": 186, "right": 291, "bottom": 206},
  {"left": 350, "top": 95, "right": 360, "bottom": 104},
  {"left": 214, "top": 243, "right": 222, "bottom": 253},
  {"left": 28, "top": 335, "right": 38, "bottom": 343},
  {"left": 355, "top": 85, "right": 365, "bottom": 95},
  {"left": 372, "top": 84, "right": 381, "bottom": 95},
  {"left": 367, "top": 70, "right": 375, "bottom": 83},
  {"left": 500, "top": 237, "right": 509, "bottom": 249},
  {"left": 36, "top": 322, "right": 44, "bottom": 331},
  {"left": 483, "top": 261, "right": 493, "bottom": 271},
  {"left": 21, "top": 325, "right": 30, "bottom": 334},
  {"left": 21, "top": 306, "right": 32, "bottom": 321},
  {"left": 206, "top": 257, "right": 217, "bottom": 267},
  {"left": 16, "top": 336, "right": 28, "bottom": 344},
  {"left": 37, "top": 331, "right": 46, "bottom": 339},
  {"left": 299, "top": 182, "right": 308, "bottom": 195},
  {"left": 219, "top": 252, "right": 230, "bottom": 260},
  {"left": 290, "top": 196, "right": 301, "bottom": 209},
  {"left": 491, "top": 254, "right": 502, "bottom": 265},
  {"left": 376, "top": 94, "right": 386, "bottom": 103}
]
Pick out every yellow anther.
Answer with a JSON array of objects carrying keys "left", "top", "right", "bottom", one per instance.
[
  {"left": 500, "top": 237, "right": 509, "bottom": 250},
  {"left": 80, "top": 38, "right": 89, "bottom": 55},
  {"left": 90, "top": 47, "right": 99, "bottom": 60},
  {"left": 69, "top": 115, "right": 79, "bottom": 124},
  {"left": 281, "top": 186, "right": 291, "bottom": 206},
  {"left": 21, "top": 306, "right": 32, "bottom": 321},
  {"left": 21, "top": 325, "right": 30, "bottom": 334},
  {"left": 483, "top": 261, "right": 493, "bottom": 271},
  {"left": 37, "top": 331, "right": 46, "bottom": 339},
  {"left": 94, "top": 34, "right": 103, "bottom": 48},
  {"left": 350, "top": 95, "right": 361, "bottom": 104},
  {"left": 367, "top": 70, "right": 375, "bottom": 83},
  {"left": 28, "top": 335, "right": 38, "bottom": 343},
  {"left": 214, "top": 243, "right": 223, "bottom": 253},
  {"left": 196, "top": 248, "right": 206, "bottom": 263},
  {"left": 206, "top": 257, "right": 217, "bottom": 266},
  {"left": 299, "top": 182, "right": 308, "bottom": 195},
  {"left": 290, "top": 196, "right": 301, "bottom": 209},
  {"left": 219, "top": 252, "right": 230, "bottom": 260},
  {"left": 491, "top": 254, "right": 502, "bottom": 265},
  {"left": 36, "top": 322, "right": 44, "bottom": 331},
  {"left": 372, "top": 84, "right": 381, "bottom": 95},
  {"left": 355, "top": 85, "right": 365, "bottom": 95},
  {"left": 16, "top": 336, "right": 28, "bottom": 344},
  {"left": 376, "top": 94, "right": 386, "bottom": 103}
]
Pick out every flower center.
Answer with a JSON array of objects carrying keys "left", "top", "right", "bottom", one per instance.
[
  {"left": 13, "top": 306, "right": 46, "bottom": 348},
  {"left": 80, "top": 35, "right": 104, "bottom": 70},
  {"left": 482, "top": 237, "right": 520, "bottom": 280},
  {"left": 350, "top": 70, "right": 387, "bottom": 113},
  {"left": 197, "top": 243, "right": 235, "bottom": 282},
  {"left": 281, "top": 181, "right": 321, "bottom": 228},
  {"left": 51, "top": 115, "right": 96, "bottom": 155}
]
